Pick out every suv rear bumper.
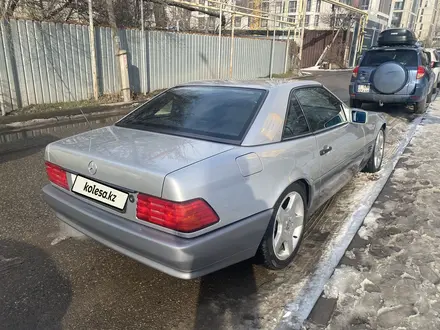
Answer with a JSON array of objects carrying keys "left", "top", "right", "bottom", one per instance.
[
  {"left": 349, "top": 84, "right": 426, "bottom": 104},
  {"left": 43, "top": 184, "right": 272, "bottom": 279},
  {"left": 350, "top": 93, "right": 420, "bottom": 104}
]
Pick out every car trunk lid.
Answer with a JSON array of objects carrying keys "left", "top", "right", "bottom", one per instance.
[{"left": 45, "top": 126, "right": 234, "bottom": 197}]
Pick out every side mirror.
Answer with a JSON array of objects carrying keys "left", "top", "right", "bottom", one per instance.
[{"left": 352, "top": 110, "right": 367, "bottom": 124}]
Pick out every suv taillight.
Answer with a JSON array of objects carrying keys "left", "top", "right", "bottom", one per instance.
[
  {"left": 136, "top": 194, "right": 219, "bottom": 233},
  {"left": 45, "top": 161, "right": 68, "bottom": 190},
  {"left": 416, "top": 66, "right": 425, "bottom": 79},
  {"left": 352, "top": 66, "right": 359, "bottom": 78}
]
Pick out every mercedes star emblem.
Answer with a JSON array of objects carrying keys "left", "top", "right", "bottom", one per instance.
[{"left": 88, "top": 161, "right": 98, "bottom": 175}]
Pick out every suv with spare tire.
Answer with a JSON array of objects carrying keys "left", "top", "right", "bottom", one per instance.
[{"left": 349, "top": 28, "right": 439, "bottom": 113}]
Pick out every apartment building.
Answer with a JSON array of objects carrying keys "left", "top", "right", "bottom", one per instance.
[
  {"left": 414, "top": 0, "right": 440, "bottom": 41},
  {"left": 388, "top": 0, "right": 420, "bottom": 30},
  {"left": 169, "top": 0, "right": 393, "bottom": 34}
]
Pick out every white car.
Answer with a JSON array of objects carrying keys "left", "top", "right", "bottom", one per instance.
[{"left": 426, "top": 48, "right": 440, "bottom": 89}]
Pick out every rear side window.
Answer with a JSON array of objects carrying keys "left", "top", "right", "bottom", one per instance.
[
  {"left": 294, "top": 87, "right": 346, "bottom": 132},
  {"left": 116, "top": 86, "right": 266, "bottom": 142},
  {"left": 360, "top": 49, "right": 418, "bottom": 67},
  {"left": 283, "top": 94, "right": 310, "bottom": 139}
]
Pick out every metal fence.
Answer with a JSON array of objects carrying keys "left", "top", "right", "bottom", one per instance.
[{"left": 0, "top": 20, "right": 288, "bottom": 114}]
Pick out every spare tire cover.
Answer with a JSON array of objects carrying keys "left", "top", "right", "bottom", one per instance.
[{"left": 372, "top": 62, "right": 408, "bottom": 94}]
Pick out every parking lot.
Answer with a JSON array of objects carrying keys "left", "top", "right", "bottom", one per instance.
[{"left": 0, "top": 71, "right": 424, "bottom": 330}]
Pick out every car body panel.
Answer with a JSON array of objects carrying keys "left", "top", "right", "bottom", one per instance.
[
  {"left": 315, "top": 122, "right": 366, "bottom": 204},
  {"left": 43, "top": 184, "right": 272, "bottom": 279},
  {"left": 42, "top": 80, "right": 387, "bottom": 278},
  {"left": 45, "top": 126, "right": 235, "bottom": 198}
]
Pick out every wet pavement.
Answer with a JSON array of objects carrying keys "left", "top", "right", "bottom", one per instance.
[{"left": 0, "top": 72, "right": 421, "bottom": 330}]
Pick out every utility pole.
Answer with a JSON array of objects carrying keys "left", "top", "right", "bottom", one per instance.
[
  {"left": 140, "top": 0, "right": 145, "bottom": 93},
  {"left": 217, "top": 2, "right": 223, "bottom": 79},
  {"left": 270, "top": 14, "right": 276, "bottom": 78},
  {"left": 229, "top": 12, "right": 236, "bottom": 79},
  {"left": 298, "top": 0, "right": 306, "bottom": 71},
  {"left": 88, "top": 0, "right": 99, "bottom": 100},
  {"left": 106, "top": 0, "right": 131, "bottom": 102}
]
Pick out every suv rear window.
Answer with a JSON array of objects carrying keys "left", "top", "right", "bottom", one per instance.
[
  {"left": 360, "top": 49, "right": 418, "bottom": 67},
  {"left": 116, "top": 86, "right": 267, "bottom": 143}
]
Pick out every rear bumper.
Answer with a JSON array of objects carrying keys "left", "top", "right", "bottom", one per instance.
[
  {"left": 349, "top": 84, "right": 426, "bottom": 104},
  {"left": 42, "top": 184, "right": 271, "bottom": 279}
]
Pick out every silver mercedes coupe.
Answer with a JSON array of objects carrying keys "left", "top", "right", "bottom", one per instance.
[{"left": 42, "top": 80, "right": 386, "bottom": 279}]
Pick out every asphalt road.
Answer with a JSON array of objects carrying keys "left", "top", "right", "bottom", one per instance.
[{"left": 0, "top": 72, "right": 417, "bottom": 330}]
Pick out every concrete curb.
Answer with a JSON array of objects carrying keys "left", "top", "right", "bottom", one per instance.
[{"left": 275, "top": 108, "right": 427, "bottom": 329}]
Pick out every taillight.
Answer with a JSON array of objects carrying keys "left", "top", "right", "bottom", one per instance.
[
  {"left": 136, "top": 194, "right": 219, "bottom": 233},
  {"left": 417, "top": 66, "right": 425, "bottom": 79},
  {"left": 45, "top": 161, "right": 68, "bottom": 190},
  {"left": 352, "top": 66, "right": 359, "bottom": 78}
]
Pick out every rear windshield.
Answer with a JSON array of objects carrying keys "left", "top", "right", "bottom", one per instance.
[
  {"left": 361, "top": 49, "right": 418, "bottom": 67},
  {"left": 116, "top": 86, "right": 267, "bottom": 142}
]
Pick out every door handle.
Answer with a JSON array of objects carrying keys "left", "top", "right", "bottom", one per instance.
[{"left": 320, "top": 145, "right": 332, "bottom": 156}]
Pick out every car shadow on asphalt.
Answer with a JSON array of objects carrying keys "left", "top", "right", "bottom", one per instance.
[
  {"left": 0, "top": 239, "right": 72, "bottom": 330},
  {"left": 361, "top": 103, "right": 418, "bottom": 123},
  {"left": 193, "top": 259, "right": 262, "bottom": 330}
]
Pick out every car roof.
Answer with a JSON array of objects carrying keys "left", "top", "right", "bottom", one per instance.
[{"left": 176, "top": 79, "right": 321, "bottom": 90}]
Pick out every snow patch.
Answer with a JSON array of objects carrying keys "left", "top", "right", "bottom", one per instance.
[
  {"left": 345, "top": 250, "right": 356, "bottom": 260},
  {"left": 323, "top": 267, "right": 363, "bottom": 299},
  {"left": 358, "top": 210, "right": 380, "bottom": 240}
]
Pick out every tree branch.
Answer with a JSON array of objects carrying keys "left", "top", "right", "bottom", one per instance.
[
  {"left": 146, "top": 0, "right": 226, "bottom": 25},
  {"left": 49, "top": 0, "right": 75, "bottom": 19}
]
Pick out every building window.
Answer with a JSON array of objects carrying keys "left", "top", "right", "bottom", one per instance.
[
  {"left": 288, "top": 16, "right": 296, "bottom": 23},
  {"left": 419, "top": 24, "right": 423, "bottom": 31},
  {"left": 208, "top": 1, "right": 213, "bottom": 6},
  {"left": 234, "top": 16, "right": 241, "bottom": 27},
  {"left": 314, "top": 15, "right": 319, "bottom": 26},
  {"left": 288, "top": 0, "right": 297, "bottom": 12},
  {"left": 275, "top": 1, "right": 282, "bottom": 13},
  {"left": 261, "top": 17, "right": 268, "bottom": 27},
  {"left": 391, "top": 12, "right": 403, "bottom": 27},
  {"left": 306, "top": 0, "right": 311, "bottom": 11},
  {"left": 394, "top": 1, "right": 404, "bottom": 10},
  {"left": 305, "top": 15, "right": 310, "bottom": 26},
  {"left": 316, "top": 0, "right": 321, "bottom": 12},
  {"left": 198, "top": 0, "right": 204, "bottom": 4},
  {"left": 262, "top": 1, "right": 269, "bottom": 12}
]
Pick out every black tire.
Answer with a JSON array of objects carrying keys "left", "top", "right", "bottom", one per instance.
[
  {"left": 437, "top": 81, "right": 440, "bottom": 89},
  {"left": 414, "top": 98, "right": 427, "bottom": 114},
  {"left": 257, "top": 182, "right": 307, "bottom": 270},
  {"left": 363, "top": 128, "right": 385, "bottom": 173},
  {"left": 350, "top": 99, "right": 362, "bottom": 108}
]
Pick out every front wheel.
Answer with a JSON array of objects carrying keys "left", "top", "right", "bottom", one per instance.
[
  {"left": 257, "top": 183, "right": 306, "bottom": 270},
  {"left": 363, "top": 128, "right": 385, "bottom": 173}
]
